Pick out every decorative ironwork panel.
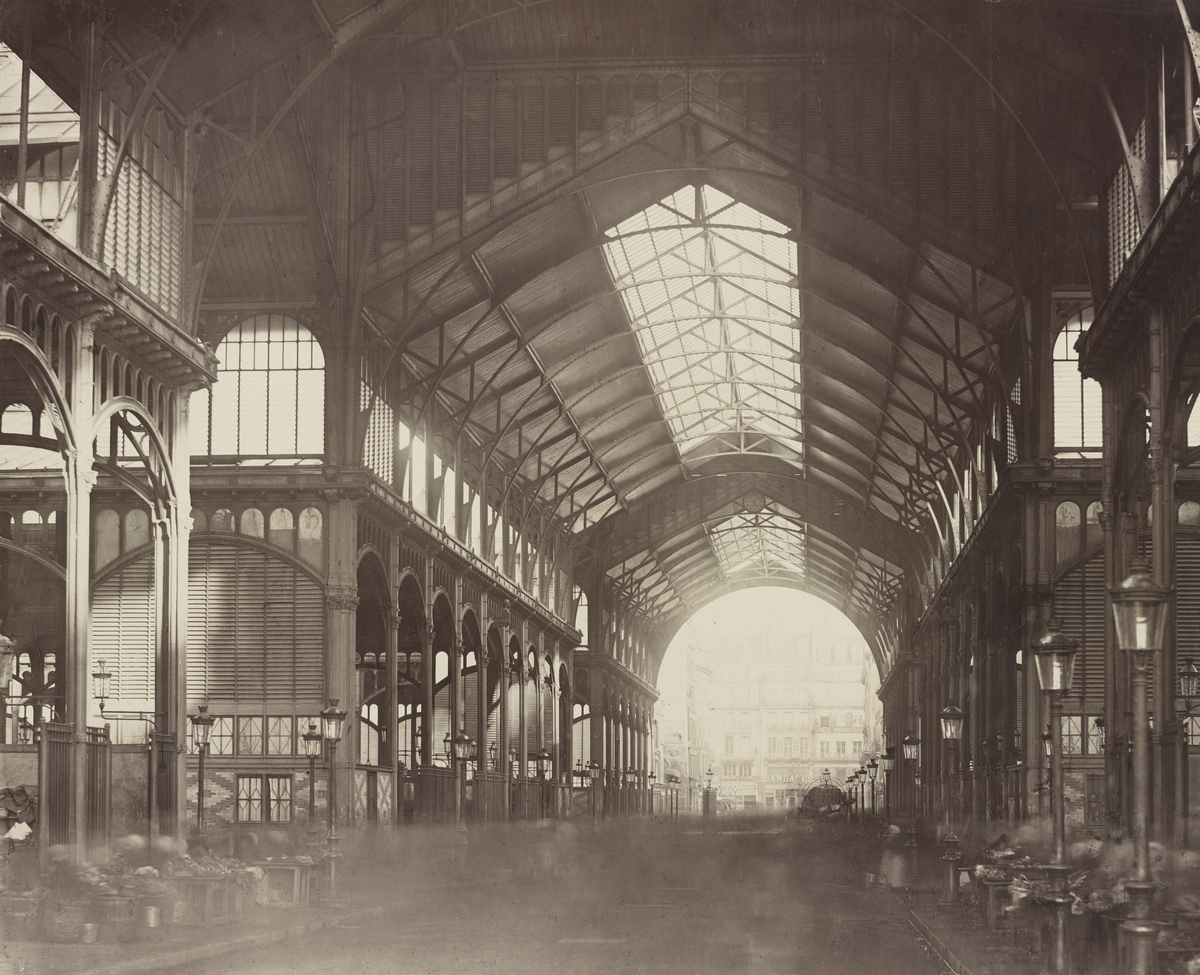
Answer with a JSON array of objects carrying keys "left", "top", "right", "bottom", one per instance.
[{"left": 85, "top": 726, "right": 112, "bottom": 863}]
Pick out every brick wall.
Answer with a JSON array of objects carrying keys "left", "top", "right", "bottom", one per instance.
[{"left": 183, "top": 761, "right": 327, "bottom": 829}]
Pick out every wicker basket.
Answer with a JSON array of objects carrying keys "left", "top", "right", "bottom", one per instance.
[{"left": 40, "top": 897, "right": 88, "bottom": 943}]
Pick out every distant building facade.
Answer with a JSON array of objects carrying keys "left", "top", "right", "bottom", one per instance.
[{"left": 708, "top": 622, "right": 873, "bottom": 811}]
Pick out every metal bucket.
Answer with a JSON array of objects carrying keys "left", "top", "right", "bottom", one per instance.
[{"left": 142, "top": 905, "right": 161, "bottom": 929}]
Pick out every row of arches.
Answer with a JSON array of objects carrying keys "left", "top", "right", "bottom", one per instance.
[{"left": 355, "top": 562, "right": 576, "bottom": 785}]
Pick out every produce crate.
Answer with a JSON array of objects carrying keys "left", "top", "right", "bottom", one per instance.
[
  {"left": 172, "top": 877, "right": 243, "bottom": 926},
  {"left": 253, "top": 862, "right": 312, "bottom": 907}
]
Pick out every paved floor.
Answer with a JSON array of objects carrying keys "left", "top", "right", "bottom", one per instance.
[{"left": 169, "top": 820, "right": 942, "bottom": 975}]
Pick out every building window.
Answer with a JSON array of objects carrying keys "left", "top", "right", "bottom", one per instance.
[
  {"left": 723, "top": 763, "right": 736, "bottom": 778},
  {"left": 739, "top": 763, "right": 752, "bottom": 777},
  {"left": 266, "top": 717, "right": 293, "bottom": 756},
  {"left": 1053, "top": 302, "right": 1101, "bottom": 458},
  {"left": 724, "top": 735, "right": 734, "bottom": 756},
  {"left": 1063, "top": 715, "right": 1083, "bottom": 755},
  {"left": 237, "top": 774, "right": 293, "bottom": 823},
  {"left": 189, "top": 715, "right": 233, "bottom": 756},
  {"left": 238, "top": 716, "right": 264, "bottom": 756},
  {"left": 1087, "top": 716, "right": 1105, "bottom": 754},
  {"left": 1186, "top": 716, "right": 1200, "bottom": 747},
  {"left": 768, "top": 738, "right": 777, "bottom": 756},
  {"left": 836, "top": 740, "right": 846, "bottom": 756},
  {"left": 193, "top": 315, "right": 325, "bottom": 459},
  {"left": 820, "top": 741, "right": 829, "bottom": 757}
]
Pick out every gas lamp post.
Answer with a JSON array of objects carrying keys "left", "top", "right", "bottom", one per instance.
[
  {"left": 1111, "top": 560, "right": 1167, "bottom": 975},
  {"left": 1030, "top": 619, "right": 1079, "bottom": 975},
  {"left": 301, "top": 721, "right": 322, "bottom": 840},
  {"left": 320, "top": 699, "right": 347, "bottom": 904},
  {"left": 454, "top": 731, "right": 475, "bottom": 832},
  {"left": 189, "top": 705, "right": 215, "bottom": 834},
  {"left": 939, "top": 704, "right": 964, "bottom": 904},
  {"left": 903, "top": 734, "right": 919, "bottom": 847}
]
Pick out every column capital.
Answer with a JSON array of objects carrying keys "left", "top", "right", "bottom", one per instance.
[{"left": 326, "top": 587, "right": 359, "bottom": 613}]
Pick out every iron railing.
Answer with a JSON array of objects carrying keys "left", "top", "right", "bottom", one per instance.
[
  {"left": 85, "top": 725, "right": 112, "bottom": 862},
  {"left": 37, "top": 721, "right": 73, "bottom": 871}
]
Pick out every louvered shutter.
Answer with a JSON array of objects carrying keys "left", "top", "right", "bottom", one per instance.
[
  {"left": 918, "top": 75, "right": 944, "bottom": 217},
  {"left": 831, "top": 73, "right": 855, "bottom": 171},
  {"left": 435, "top": 85, "right": 460, "bottom": 214},
  {"left": 1176, "top": 532, "right": 1200, "bottom": 655},
  {"left": 494, "top": 82, "right": 518, "bottom": 179},
  {"left": 946, "top": 81, "right": 970, "bottom": 228},
  {"left": 408, "top": 87, "right": 432, "bottom": 225},
  {"left": 1056, "top": 560, "right": 1086, "bottom": 712},
  {"left": 521, "top": 80, "right": 544, "bottom": 164},
  {"left": 188, "top": 541, "right": 324, "bottom": 710},
  {"left": 542, "top": 682, "right": 554, "bottom": 749},
  {"left": 578, "top": 77, "right": 602, "bottom": 132},
  {"left": 860, "top": 74, "right": 886, "bottom": 187},
  {"left": 464, "top": 84, "right": 490, "bottom": 195},
  {"left": 382, "top": 88, "right": 407, "bottom": 242},
  {"left": 607, "top": 75, "right": 631, "bottom": 120},
  {"left": 888, "top": 76, "right": 914, "bottom": 202},
  {"left": 92, "top": 555, "right": 155, "bottom": 711},
  {"left": 1054, "top": 553, "right": 1106, "bottom": 716},
  {"left": 463, "top": 671, "right": 479, "bottom": 744},
  {"left": 1082, "top": 555, "right": 1107, "bottom": 713}
]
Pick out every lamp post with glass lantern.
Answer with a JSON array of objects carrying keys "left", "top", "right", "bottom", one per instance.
[
  {"left": 1031, "top": 619, "right": 1080, "bottom": 975},
  {"left": 320, "top": 699, "right": 347, "bottom": 905},
  {"left": 588, "top": 760, "right": 601, "bottom": 831},
  {"left": 867, "top": 757, "right": 879, "bottom": 817},
  {"left": 857, "top": 766, "right": 867, "bottom": 820},
  {"left": 903, "top": 734, "right": 920, "bottom": 847},
  {"left": 189, "top": 705, "right": 215, "bottom": 834},
  {"left": 537, "top": 747, "right": 552, "bottom": 818},
  {"left": 1179, "top": 662, "right": 1200, "bottom": 848},
  {"left": 301, "top": 721, "right": 322, "bottom": 840},
  {"left": 454, "top": 732, "right": 475, "bottom": 832},
  {"left": 1112, "top": 560, "right": 1168, "bottom": 975},
  {"left": 882, "top": 748, "right": 895, "bottom": 821},
  {"left": 939, "top": 704, "right": 965, "bottom": 905},
  {"left": 703, "top": 767, "right": 714, "bottom": 831}
]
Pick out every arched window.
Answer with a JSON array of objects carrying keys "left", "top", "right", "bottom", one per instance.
[
  {"left": 193, "top": 315, "right": 325, "bottom": 459},
  {"left": 268, "top": 508, "right": 295, "bottom": 551},
  {"left": 1055, "top": 501, "right": 1080, "bottom": 565},
  {"left": 1053, "top": 303, "right": 1101, "bottom": 457}
]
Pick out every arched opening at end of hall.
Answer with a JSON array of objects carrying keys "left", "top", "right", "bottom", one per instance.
[{"left": 654, "top": 587, "right": 882, "bottom": 816}]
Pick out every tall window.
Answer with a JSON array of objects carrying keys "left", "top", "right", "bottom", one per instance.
[
  {"left": 237, "top": 774, "right": 293, "bottom": 823},
  {"left": 1063, "top": 715, "right": 1083, "bottom": 755},
  {"left": 1053, "top": 303, "right": 1101, "bottom": 457},
  {"left": 192, "top": 315, "right": 325, "bottom": 459}
]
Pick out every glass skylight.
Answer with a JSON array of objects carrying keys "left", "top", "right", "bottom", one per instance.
[
  {"left": 602, "top": 185, "right": 802, "bottom": 464},
  {"left": 708, "top": 512, "right": 806, "bottom": 578}
]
